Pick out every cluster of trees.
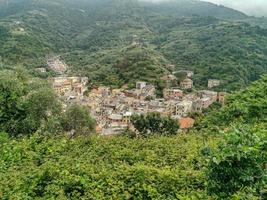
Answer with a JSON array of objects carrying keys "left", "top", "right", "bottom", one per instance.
[
  {"left": 0, "top": 122, "right": 265, "bottom": 199},
  {"left": 130, "top": 112, "right": 179, "bottom": 137},
  {"left": 0, "top": 70, "right": 95, "bottom": 137},
  {"left": 198, "top": 75, "right": 267, "bottom": 129}
]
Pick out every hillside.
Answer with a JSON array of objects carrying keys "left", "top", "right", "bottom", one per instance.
[
  {"left": 0, "top": 0, "right": 267, "bottom": 90},
  {"left": 198, "top": 75, "right": 267, "bottom": 129}
]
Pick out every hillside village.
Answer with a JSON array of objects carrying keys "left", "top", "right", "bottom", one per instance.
[{"left": 47, "top": 58, "right": 226, "bottom": 135}]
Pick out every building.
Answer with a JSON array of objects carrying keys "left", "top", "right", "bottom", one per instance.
[
  {"left": 35, "top": 68, "right": 46, "bottom": 73},
  {"left": 123, "top": 111, "right": 133, "bottom": 124},
  {"left": 136, "top": 81, "right": 147, "bottom": 90},
  {"left": 140, "top": 85, "right": 156, "bottom": 100},
  {"left": 47, "top": 56, "right": 68, "bottom": 74},
  {"left": 208, "top": 79, "right": 221, "bottom": 88},
  {"left": 101, "top": 123, "right": 128, "bottom": 136},
  {"left": 175, "top": 101, "right": 193, "bottom": 117},
  {"left": 199, "top": 90, "right": 218, "bottom": 103},
  {"left": 166, "top": 64, "right": 175, "bottom": 71},
  {"left": 218, "top": 92, "right": 227, "bottom": 105},
  {"left": 173, "top": 70, "right": 194, "bottom": 78},
  {"left": 192, "top": 99, "right": 203, "bottom": 112},
  {"left": 166, "top": 100, "right": 192, "bottom": 117},
  {"left": 179, "top": 117, "right": 195, "bottom": 129},
  {"left": 160, "top": 74, "right": 177, "bottom": 87},
  {"left": 200, "top": 97, "right": 213, "bottom": 109},
  {"left": 163, "top": 88, "right": 183, "bottom": 100},
  {"left": 180, "top": 78, "right": 193, "bottom": 89},
  {"left": 107, "top": 114, "right": 123, "bottom": 123},
  {"left": 50, "top": 77, "right": 88, "bottom": 96}
]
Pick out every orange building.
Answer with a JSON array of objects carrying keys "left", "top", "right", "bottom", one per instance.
[{"left": 179, "top": 117, "right": 195, "bottom": 129}]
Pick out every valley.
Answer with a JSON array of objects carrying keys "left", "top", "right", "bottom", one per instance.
[{"left": 0, "top": 0, "right": 266, "bottom": 199}]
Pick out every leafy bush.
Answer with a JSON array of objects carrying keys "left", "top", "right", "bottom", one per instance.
[
  {"left": 205, "top": 126, "right": 267, "bottom": 199},
  {"left": 61, "top": 104, "right": 96, "bottom": 136}
]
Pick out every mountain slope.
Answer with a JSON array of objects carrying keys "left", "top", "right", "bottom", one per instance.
[{"left": 0, "top": 0, "right": 267, "bottom": 90}]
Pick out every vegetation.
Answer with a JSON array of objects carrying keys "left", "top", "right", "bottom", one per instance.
[
  {"left": 205, "top": 126, "right": 267, "bottom": 199},
  {"left": 61, "top": 104, "right": 96, "bottom": 136},
  {"left": 0, "top": 70, "right": 95, "bottom": 137},
  {"left": 0, "top": 0, "right": 267, "bottom": 90},
  {"left": 0, "top": 1, "right": 266, "bottom": 199},
  {"left": 0, "top": 69, "right": 61, "bottom": 136},
  {"left": 198, "top": 75, "right": 267, "bottom": 130},
  {"left": 0, "top": 72, "right": 266, "bottom": 199},
  {"left": 131, "top": 112, "right": 179, "bottom": 136}
]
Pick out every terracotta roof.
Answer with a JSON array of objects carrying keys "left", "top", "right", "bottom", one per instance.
[{"left": 179, "top": 117, "right": 195, "bottom": 129}]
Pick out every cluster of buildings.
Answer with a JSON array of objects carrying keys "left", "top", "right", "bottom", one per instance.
[
  {"left": 47, "top": 56, "right": 68, "bottom": 75},
  {"left": 48, "top": 65, "right": 226, "bottom": 135},
  {"left": 49, "top": 76, "right": 89, "bottom": 104},
  {"left": 84, "top": 78, "right": 225, "bottom": 135}
]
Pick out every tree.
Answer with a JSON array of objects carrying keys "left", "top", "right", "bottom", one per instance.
[
  {"left": 205, "top": 127, "right": 267, "bottom": 199},
  {"left": 0, "top": 70, "right": 62, "bottom": 136},
  {"left": 61, "top": 104, "right": 96, "bottom": 136},
  {"left": 131, "top": 112, "right": 179, "bottom": 137},
  {"left": 0, "top": 71, "right": 26, "bottom": 135},
  {"left": 21, "top": 87, "right": 62, "bottom": 134}
]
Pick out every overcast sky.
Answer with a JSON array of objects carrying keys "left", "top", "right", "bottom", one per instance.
[
  {"left": 140, "top": 0, "right": 267, "bottom": 17},
  {"left": 203, "top": 0, "right": 267, "bottom": 17}
]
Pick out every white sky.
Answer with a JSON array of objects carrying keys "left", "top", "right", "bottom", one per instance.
[
  {"left": 203, "top": 0, "right": 267, "bottom": 16},
  {"left": 140, "top": 0, "right": 267, "bottom": 17}
]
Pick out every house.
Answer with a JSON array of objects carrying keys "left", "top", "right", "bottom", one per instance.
[
  {"left": 200, "top": 97, "right": 213, "bottom": 109},
  {"left": 175, "top": 100, "right": 193, "bottom": 117},
  {"left": 166, "top": 100, "right": 192, "bottom": 117},
  {"left": 98, "top": 86, "right": 111, "bottom": 97},
  {"left": 192, "top": 99, "right": 203, "bottom": 112},
  {"left": 101, "top": 122, "right": 128, "bottom": 136},
  {"left": 141, "top": 85, "right": 156, "bottom": 99},
  {"left": 179, "top": 117, "right": 195, "bottom": 129},
  {"left": 173, "top": 70, "right": 194, "bottom": 78},
  {"left": 163, "top": 88, "right": 183, "bottom": 100},
  {"left": 208, "top": 79, "right": 221, "bottom": 88},
  {"left": 136, "top": 81, "right": 147, "bottom": 90},
  {"left": 160, "top": 74, "right": 177, "bottom": 87},
  {"left": 107, "top": 114, "right": 123, "bottom": 123},
  {"left": 166, "top": 64, "right": 175, "bottom": 71},
  {"left": 47, "top": 57, "right": 68, "bottom": 74},
  {"left": 180, "top": 78, "right": 193, "bottom": 89},
  {"left": 199, "top": 90, "right": 218, "bottom": 103},
  {"left": 218, "top": 92, "right": 227, "bottom": 105},
  {"left": 35, "top": 68, "right": 46, "bottom": 73},
  {"left": 123, "top": 111, "right": 133, "bottom": 124}
]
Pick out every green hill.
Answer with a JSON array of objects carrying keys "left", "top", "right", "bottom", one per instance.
[
  {"left": 198, "top": 75, "right": 267, "bottom": 129},
  {"left": 0, "top": 0, "right": 267, "bottom": 90}
]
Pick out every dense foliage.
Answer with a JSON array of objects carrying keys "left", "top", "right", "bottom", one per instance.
[
  {"left": 0, "top": 69, "right": 61, "bottom": 136},
  {"left": 131, "top": 112, "right": 179, "bottom": 136},
  {"left": 0, "top": 133, "right": 210, "bottom": 199},
  {"left": 61, "top": 104, "right": 96, "bottom": 136},
  {"left": 0, "top": 70, "right": 95, "bottom": 137},
  {"left": 205, "top": 126, "right": 267, "bottom": 199},
  {"left": 199, "top": 75, "right": 267, "bottom": 129},
  {"left": 0, "top": 0, "right": 267, "bottom": 90}
]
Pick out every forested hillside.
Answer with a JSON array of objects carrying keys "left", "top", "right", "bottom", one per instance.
[{"left": 0, "top": 0, "right": 267, "bottom": 90}]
